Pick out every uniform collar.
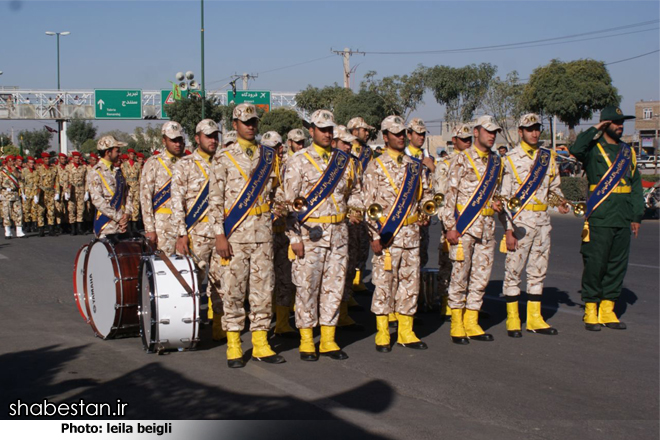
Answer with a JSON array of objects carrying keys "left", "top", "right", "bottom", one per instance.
[
  {"left": 312, "top": 143, "right": 332, "bottom": 162},
  {"left": 196, "top": 148, "right": 212, "bottom": 163},
  {"left": 237, "top": 137, "right": 258, "bottom": 158},
  {"left": 471, "top": 145, "right": 490, "bottom": 159},
  {"left": 407, "top": 145, "right": 423, "bottom": 159},
  {"left": 520, "top": 141, "right": 538, "bottom": 159},
  {"left": 100, "top": 158, "right": 113, "bottom": 170}
]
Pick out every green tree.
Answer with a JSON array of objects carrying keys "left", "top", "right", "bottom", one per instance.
[
  {"left": 426, "top": 63, "right": 497, "bottom": 123},
  {"left": 18, "top": 129, "right": 53, "bottom": 157},
  {"left": 360, "top": 66, "right": 427, "bottom": 118},
  {"left": 334, "top": 90, "right": 389, "bottom": 140},
  {"left": 1, "top": 145, "right": 20, "bottom": 156},
  {"left": 481, "top": 71, "right": 526, "bottom": 147},
  {"left": 132, "top": 124, "right": 162, "bottom": 154},
  {"left": 258, "top": 108, "right": 304, "bottom": 140},
  {"left": 80, "top": 139, "right": 98, "bottom": 154},
  {"left": 165, "top": 98, "right": 227, "bottom": 143},
  {"left": 295, "top": 84, "right": 353, "bottom": 114},
  {"left": 522, "top": 59, "right": 619, "bottom": 142},
  {"left": 67, "top": 119, "right": 97, "bottom": 151}
]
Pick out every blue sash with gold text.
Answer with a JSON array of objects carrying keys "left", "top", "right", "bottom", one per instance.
[
  {"left": 185, "top": 181, "right": 209, "bottom": 232},
  {"left": 455, "top": 154, "right": 502, "bottom": 235},
  {"left": 358, "top": 142, "right": 372, "bottom": 172},
  {"left": 224, "top": 145, "right": 276, "bottom": 238},
  {"left": 378, "top": 161, "right": 422, "bottom": 246},
  {"left": 511, "top": 148, "right": 551, "bottom": 220},
  {"left": 152, "top": 180, "right": 171, "bottom": 211},
  {"left": 585, "top": 142, "right": 632, "bottom": 218},
  {"left": 94, "top": 169, "right": 127, "bottom": 236},
  {"left": 298, "top": 149, "right": 350, "bottom": 222}
]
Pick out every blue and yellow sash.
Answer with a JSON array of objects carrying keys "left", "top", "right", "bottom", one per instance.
[
  {"left": 454, "top": 154, "right": 502, "bottom": 235},
  {"left": 185, "top": 162, "right": 210, "bottom": 232},
  {"left": 378, "top": 161, "right": 422, "bottom": 246},
  {"left": 357, "top": 142, "right": 372, "bottom": 172},
  {"left": 152, "top": 158, "right": 173, "bottom": 211},
  {"left": 224, "top": 145, "right": 276, "bottom": 238},
  {"left": 298, "top": 149, "right": 350, "bottom": 222},
  {"left": 94, "top": 168, "right": 127, "bottom": 236},
  {"left": 585, "top": 142, "right": 632, "bottom": 218},
  {"left": 511, "top": 148, "right": 551, "bottom": 220}
]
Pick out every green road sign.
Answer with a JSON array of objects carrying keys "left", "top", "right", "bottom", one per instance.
[
  {"left": 228, "top": 90, "right": 271, "bottom": 111},
  {"left": 95, "top": 89, "right": 142, "bottom": 119},
  {"left": 160, "top": 89, "right": 201, "bottom": 119}
]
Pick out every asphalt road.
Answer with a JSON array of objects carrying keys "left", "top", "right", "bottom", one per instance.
[{"left": 0, "top": 214, "right": 658, "bottom": 440}]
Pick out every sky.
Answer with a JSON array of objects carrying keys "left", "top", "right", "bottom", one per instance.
[{"left": 1, "top": 0, "right": 659, "bottom": 143}]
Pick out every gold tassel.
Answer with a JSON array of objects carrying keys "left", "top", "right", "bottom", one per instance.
[
  {"left": 288, "top": 244, "right": 296, "bottom": 261},
  {"left": 499, "top": 234, "right": 508, "bottom": 254},
  {"left": 207, "top": 296, "right": 213, "bottom": 320},
  {"left": 384, "top": 249, "right": 392, "bottom": 271},
  {"left": 455, "top": 240, "right": 465, "bottom": 262},
  {"left": 220, "top": 257, "right": 231, "bottom": 266},
  {"left": 442, "top": 238, "right": 450, "bottom": 253},
  {"left": 581, "top": 220, "right": 590, "bottom": 243}
]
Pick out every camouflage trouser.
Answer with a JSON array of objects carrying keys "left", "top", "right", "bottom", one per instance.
[
  {"left": 210, "top": 241, "right": 274, "bottom": 332},
  {"left": 188, "top": 233, "right": 222, "bottom": 314},
  {"left": 128, "top": 186, "right": 140, "bottom": 221},
  {"left": 437, "top": 229, "right": 452, "bottom": 296},
  {"left": 37, "top": 191, "right": 56, "bottom": 226},
  {"left": 55, "top": 198, "right": 66, "bottom": 225},
  {"left": 155, "top": 213, "right": 177, "bottom": 256},
  {"left": 503, "top": 223, "right": 551, "bottom": 297},
  {"left": 273, "top": 232, "right": 295, "bottom": 308},
  {"left": 22, "top": 196, "right": 34, "bottom": 223},
  {"left": 292, "top": 241, "right": 348, "bottom": 328},
  {"left": 371, "top": 246, "right": 421, "bottom": 316},
  {"left": 67, "top": 186, "right": 86, "bottom": 223},
  {"left": 448, "top": 233, "right": 495, "bottom": 310},
  {"left": 420, "top": 224, "right": 430, "bottom": 268},
  {"left": 2, "top": 199, "right": 23, "bottom": 227}
]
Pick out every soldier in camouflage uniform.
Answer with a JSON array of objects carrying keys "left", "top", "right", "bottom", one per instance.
[
  {"left": 83, "top": 153, "right": 98, "bottom": 234},
  {"left": 55, "top": 153, "right": 69, "bottom": 234},
  {"left": 36, "top": 152, "right": 59, "bottom": 236},
  {"left": 1, "top": 155, "right": 26, "bottom": 238},
  {"left": 434, "top": 124, "right": 473, "bottom": 318},
  {"left": 283, "top": 110, "right": 361, "bottom": 362},
  {"left": 65, "top": 151, "right": 88, "bottom": 235},
  {"left": 499, "top": 113, "right": 569, "bottom": 338},
  {"left": 122, "top": 148, "right": 142, "bottom": 232},
  {"left": 222, "top": 130, "right": 237, "bottom": 149},
  {"left": 88, "top": 136, "right": 132, "bottom": 238},
  {"left": 362, "top": 116, "right": 432, "bottom": 352},
  {"left": 172, "top": 119, "right": 225, "bottom": 342},
  {"left": 442, "top": 115, "right": 504, "bottom": 344},
  {"left": 141, "top": 121, "right": 185, "bottom": 255},
  {"left": 21, "top": 156, "right": 38, "bottom": 232},
  {"left": 209, "top": 104, "right": 285, "bottom": 368}
]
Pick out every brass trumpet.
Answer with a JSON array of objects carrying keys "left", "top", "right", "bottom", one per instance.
[
  {"left": 421, "top": 193, "right": 445, "bottom": 216},
  {"left": 273, "top": 197, "right": 308, "bottom": 216},
  {"left": 547, "top": 191, "right": 586, "bottom": 217},
  {"left": 493, "top": 195, "right": 522, "bottom": 214},
  {"left": 367, "top": 203, "right": 385, "bottom": 222}
]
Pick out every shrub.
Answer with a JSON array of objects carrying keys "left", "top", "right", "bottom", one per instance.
[{"left": 561, "top": 176, "right": 588, "bottom": 201}]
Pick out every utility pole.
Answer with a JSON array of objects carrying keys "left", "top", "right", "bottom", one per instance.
[
  {"left": 241, "top": 72, "right": 258, "bottom": 90},
  {"left": 200, "top": 0, "right": 206, "bottom": 119},
  {"left": 331, "top": 47, "right": 365, "bottom": 89}
]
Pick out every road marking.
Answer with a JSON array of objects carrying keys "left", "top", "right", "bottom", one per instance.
[
  {"left": 0, "top": 253, "right": 8, "bottom": 260},
  {"left": 628, "top": 263, "right": 659, "bottom": 269}
]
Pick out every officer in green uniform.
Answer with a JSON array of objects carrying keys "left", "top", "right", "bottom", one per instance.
[{"left": 569, "top": 106, "right": 644, "bottom": 331}]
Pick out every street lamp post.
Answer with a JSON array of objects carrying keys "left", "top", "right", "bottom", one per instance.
[
  {"left": 45, "top": 31, "right": 70, "bottom": 90},
  {"left": 200, "top": 0, "right": 206, "bottom": 119}
]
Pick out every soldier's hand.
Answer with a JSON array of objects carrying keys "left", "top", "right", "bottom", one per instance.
[
  {"left": 446, "top": 229, "right": 461, "bottom": 245},
  {"left": 54, "top": 193, "right": 60, "bottom": 202},
  {"left": 118, "top": 214, "right": 129, "bottom": 227},
  {"left": 216, "top": 234, "right": 233, "bottom": 259},
  {"left": 145, "top": 231, "right": 158, "bottom": 246},
  {"left": 491, "top": 199, "right": 503, "bottom": 213},
  {"left": 176, "top": 235, "right": 190, "bottom": 256},
  {"left": 595, "top": 120, "right": 611, "bottom": 131},
  {"left": 371, "top": 239, "right": 383, "bottom": 255},
  {"left": 506, "top": 230, "right": 518, "bottom": 251},
  {"left": 64, "top": 192, "right": 70, "bottom": 201},
  {"left": 33, "top": 195, "right": 39, "bottom": 204},
  {"left": 22, "top": 194, "right": 26, "bottom": 202},
  {"left": 291, "top": 242, "right": 305, "bottom": 258},
  {"left": 631, "top": 222, "right": 641, "bottom": 238},
  {"left": 558, "top": 203, "right": 570, "bottom": 214},
  {"left": 422, "top": 156, "right": 436, "bottom": 173}
]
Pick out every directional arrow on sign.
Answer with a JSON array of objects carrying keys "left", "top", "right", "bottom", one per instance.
[{"left": 97, "top": 99, "right": 105, "bottom": 110}]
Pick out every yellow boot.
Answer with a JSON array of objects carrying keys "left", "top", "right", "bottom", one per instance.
[
  {"left": 338, "top": 301, "right": 365, "bottom": 331},
  {"left": 252, "top": 330, "right": 285, "bottom": 364},
  {"left": 226, "top": 331, "right": 244, "bottom": 368},
  {"left": 319, "top": 326, "right": 348, "bottom": 360},
  {"left": 207, "top": 296, "right": 213, "bottom": 320},
  {"left": 352, "top": 268, "right": 367, "bottom": 292},
  {"left": 441, "top": 295, "right": 451, "bottom": 318},
  {"left": 583, "top": 302, "right": 601, "bottom": 331},
  {"left": 212, "top": 313, "right": 226, "bottom": 341},
  {"left": 299, "top": 328, "right": 318, "bottom": 361},
  {"left": 598, "top": 300, "right": 627, "bottom": 330},
  {"left": 274, "top": 305, "right": 297, "bottom": 337},
  {"left": 388, "top": 312, "right": 398, "bottom": 328},
  {"left": 463, "top": 309, "right": 494, "bottom": 341},
  {"left": 395, "top": 313, "right": 427, "bottom": 349},
  {"left": 375, "top": 315, "right": 391, "bottom": 353},
  {"left": 505, "top": 300, "right": 522, "bottom": 338},
  {"left": 450, "top": 308, "right": 469, "bottom": 344},
  {"left": 526, "top": 299, "right": 558, "bottom": 335}
]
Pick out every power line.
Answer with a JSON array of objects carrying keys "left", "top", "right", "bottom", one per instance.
[
  {"left": 606, "top": 49, "right": 660, "bottom": 65},
  {"left": 256, "top": 55, "right": 335, "bottom": 75}
]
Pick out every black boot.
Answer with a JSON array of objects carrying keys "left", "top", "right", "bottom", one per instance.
[
  {"left": 49, "top": 225, "right": 56, "bottom": 236},
  {"left": 71, "top": 222, "right": 77, "bottom": 236},
  {"left": 39, "top": 226, "right": 45, "bottom": 237}
]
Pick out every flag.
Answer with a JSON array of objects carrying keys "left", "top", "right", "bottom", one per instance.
[
  {"left": 173, "top": 83, "right": 182, "bottom": 101},
  {"left": 44, "top": 125, "right": 58, "bottom": 134}
]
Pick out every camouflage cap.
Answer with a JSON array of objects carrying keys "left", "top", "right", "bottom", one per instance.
[
  {"left": 261, "top": 131, "right": 283, "bottom": 147},
  {"left": 232, "top": 103, "right": 259, "bottom": 122},
  {"left": 196, "top": 119, "right": 220, "bottom": 135},
  {"left": 347, "top": 116, "right": 375, "bottom": 131},
  {"left": 407, "top": 118, "right": 427, "bottom": 134},
  {"left": 474, "top": 115, "right": 501, "bottom": 132},
  {"left": 518, "top": 113, "right": 542, "bottom": 128},
  {"left": 161, "top": 121, "right": 184, "bottom": 139},
  {"left": 223, "top": 130, "right": 237, "bottom": 145},
  {"left": 453, "top": 123, "right": 473, "bottom": 139},
  {"left": 287, "top": 128, "right": 306, "bottom": 142},
  {"left": 97, "top": 135, "right": 128, "bottom": 151},
  {"left": 381, "top": 115, "right": 407, "bottom": 134},
  {"left": 310, "top": 109, "right": 336, "bottom": 128},
  {"left": 333, "top": 125, "right": 357, "bottom": 144}
]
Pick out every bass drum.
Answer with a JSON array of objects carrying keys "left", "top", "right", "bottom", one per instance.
[
  {"left": 84, "top": 237, "right": 147, "bottom": 339},
  {"left": 73, "top": 243, "right": 90, "bottom": 323},
  {"left": 139, "top": 253, "right": 200, "bottom": 353}
]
